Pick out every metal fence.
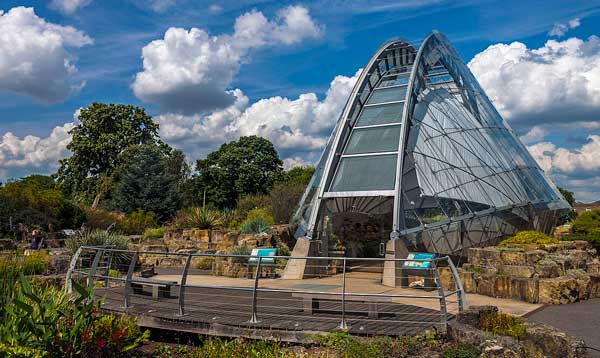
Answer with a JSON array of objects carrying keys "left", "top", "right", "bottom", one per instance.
[{"left": 66, "top": 246, "right": 466, "bottom": 337}]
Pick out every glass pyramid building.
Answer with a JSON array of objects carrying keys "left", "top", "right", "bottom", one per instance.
[{"left": 292, "top": 31, "right": 570, "bottom": 258}]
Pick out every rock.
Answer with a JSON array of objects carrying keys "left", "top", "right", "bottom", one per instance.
[
  {"left": 501, "top": 265, "right": 535, "bottom": 278},
  {"left": 447, "top": 322, "right": 487, "bottom": 346},
  {"left": 140, "top": 264, "right": 155, "bottom": 278},
  {"left": 238, "top": 233, "right": 273, "bottom": 247},
  {"left": 523, "top": 322, "right": 587, "bottom": 358},
  {"left": 589, "top": 274, "right": 600, "bottom": 298},
  {"left": 538, "top": 270, "right": 591, "bottom": 304},
  {"left": 460, "top": 269, "right": 478, "bottom": 293},
  {"left": 469, "top": 247, "right": 502, "bottom": 267},
  {"left": 587, "top": 260, "right": 600, "bottom": 275},
  {"left": 566, "top": 250, "right": 591, "bottom": 270},
  {"left": 493, "top": 276, "right": 512, "bottom": 298},
  {"left": 49, "top": 254, "right": 71, "bottom": 274},
  {"left": 535, "top": 259, "right": 562, "bottom": 278},
  {"left": 211, "top": 230, "right": 226, "bottom": 243},
  {"left": 510, "top": 277, "right": 539, "bottom": 303},
  {"left": 181, "top": 229, "right": 210, "bottom": 242},
  {"left": 480, "top": 340, "right": 524, "bottom": 358}
]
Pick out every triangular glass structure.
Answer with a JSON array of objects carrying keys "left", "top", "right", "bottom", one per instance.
[{"left": 293, "top": 31, "right": 570, "bottom": 257}]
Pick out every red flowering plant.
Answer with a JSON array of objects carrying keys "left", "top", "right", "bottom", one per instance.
[{"left": 80, "top": 314, "right": 150, "bottom": 357}]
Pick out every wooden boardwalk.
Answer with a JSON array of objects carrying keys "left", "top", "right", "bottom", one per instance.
[{"left": 95, "top": 285, "right": 447, "bottom": 341}]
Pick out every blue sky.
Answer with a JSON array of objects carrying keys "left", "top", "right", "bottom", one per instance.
[{"left": 1, "top": 0, "right": 600, "bottom": 202}]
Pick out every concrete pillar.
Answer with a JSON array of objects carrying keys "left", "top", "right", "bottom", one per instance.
[
  {"left": 281, "top": 236, "right": 321, "bottom": 279},
  {"left": 382, "top": 238, "right": 409, "bottom": 287}
]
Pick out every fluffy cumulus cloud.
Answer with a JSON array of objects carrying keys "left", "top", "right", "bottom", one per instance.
[
  {"left": 49, "top": 0, "right": 92, "bottom": 14},
  {"left": 0, "top": 7, "right": 92, "bottom": 102},
  {"left": 0, "top": 122, "right": 75, "bottom": 180},
  {"left": 468, "top": 36, "right": 600, "bottom": 131},
  {"left": 527, "top": 136, "right": 600, "bottom": 201},
  {"left": 132, "top": 5, "right": 322, "bottom": 113},
  {"left": 549, "top": 17, "right": 581, "bottom": 37},
  {"left": 155, "top": 70, "right": 360, "bottom": 161}
]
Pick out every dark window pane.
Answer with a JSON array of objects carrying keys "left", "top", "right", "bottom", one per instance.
[
  {"left": 330, "top": 155, "right": 397, "bottom": 192},
  {"left": 357, "top": 102, "right": 404, "bottom": 126},
  {"left": 345, "top": 126, "right": 400, "bottom": 154}
]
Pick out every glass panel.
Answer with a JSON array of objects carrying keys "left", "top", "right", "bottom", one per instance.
[
  {"left": 356, "top": 102, "right": 404, "bottom": 126},
  {"left": 379, "top": 72, "right": 410, "bottom": 87},
  {"left": 330, "top": 154, "right": 397, "bottom": 192},
  {"left": 367, "top": 86, "right": 407, "bottom": 104},
  {"left": 344, "top": 126, "right": 400, "bottom": 154}
]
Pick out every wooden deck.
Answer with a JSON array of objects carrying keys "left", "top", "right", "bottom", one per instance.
[{"left": 95, "top": 284, "right": 447, "bottom": 341}]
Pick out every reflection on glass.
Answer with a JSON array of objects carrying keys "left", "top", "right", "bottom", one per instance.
[
  {"left": 330, "top": 155, "right": 397, "bottom": 192},
  {"left": 345, "top": 126, "right": 401, "bottom": 154}
]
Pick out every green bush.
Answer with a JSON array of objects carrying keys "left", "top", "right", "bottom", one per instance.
[
  {"left": 0, "top": 343, "right": 47, "bottom": 358},
  {"left": 567, "top": 209, "right": 600, "bottom": 251},
  {"left": 229, "top": 246, "right": 251, "bottom": 264},
  {"left": 83, "top": 208, "right": 123, "bottom": 230},
  {"left": 65, "top": 229, "right": 129, "bottom": 254},
  {"left": 479, "top": 309, "right": 526, "bottom": 340},
  {"left": 142, "top": 226, "right": 166, "bottom": 239},
  {"left": 118, "top": 209, "right": 158, "bottom": 234},
  {"left": 173, "top": 207, "right": 223, "bottom": 230},
  {"left": 443, "top": 343, "right": 480, "bottom": 358},
  {"left": 499, "top": 230, "right": 558, "bottom": 247},
  {"left": 193, "top": 256, "right": 215, "bottom": 270},
  {"left": 239, "top": 208, "right": 274, "bottom": 234},
  {"left": 20, "top": 252, "right": 50, "bottom": 275},
  {"left": 0, "top": 276, "right": 149, "bottom": 357},
  {"left": 190, "top": 337, "right": 292, "bottom": 358},
  {"left": 240, "top": 218, "right": 271, "bottom": 234}
]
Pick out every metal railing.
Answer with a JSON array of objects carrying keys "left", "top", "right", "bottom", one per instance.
[{"left": 66, "top": 246, "right": 466, "bottom": 336}]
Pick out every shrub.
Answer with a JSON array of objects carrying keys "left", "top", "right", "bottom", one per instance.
[
  {"left": 20, "top": 252, "right": 50, "bottom": 275},
  {"left": 236, "top": 194, "right": 271, "bottom": 216},
  {"left": 239, "top": 208, "right": 274, "bottom": 234},
  {"left": 269, "top": 182, "right": 305, "bottom": 224},
  {"left": 0, "top": 343, "right": 46, "bottom": 358},
  {"left": 192, "top": 337, "right": 292, "bottom": 358},
  {"left": 193, "top": 256, "right": 215, "bottom": 270},
  {"left": 240, "top": 218, "right": 271, "bottom": 234},
  {"left": 479, "top": 309, "right": 526, "bottom": 340},
  {"left": 229, "top": 246, "right": 251, "bottom": 264},
  {"left": 83, "top": 208, "right": 123, "bottom": 230},
  {"left": 172, "top": 207, "right": 223, "bottom": 230},
  {"left": 564, "top": 230, "right": 600, "bottom": 251},
  {"left": 567, "top": 209, "right": 600, "bottom": 251},
  {"left": 443, "top": 343, "right": 480, "bottom": 358},
  {"left": 118, "top": 209, "right": 158, "bottom": 235},
  {"left": 142, "top": 227, "right": 166, "bottom": 239},
  {"left": 0, "top": 275, "right": 149, "bottom": 357},
  {"left": 499, "top": 230, "right": 558, "bottom": 247},
  {"left": 66, "top": 229, "right": 129, "bottom": 254}
]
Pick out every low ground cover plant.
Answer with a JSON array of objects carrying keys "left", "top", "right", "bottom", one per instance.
[{"left": 499, "top": 230, "right": 558, "bottom": 247}]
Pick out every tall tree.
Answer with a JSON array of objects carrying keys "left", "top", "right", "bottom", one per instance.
[
  {"left": 111, "top": 145, "right": 181, "bottom": 221},
  {"left": 194, "top": 136, "right": 284, "bottom": 208},
  {"left": 558, "top": 187, "right": 576, "bottom": 206},
  {"left": 55, "top": 103, "right": 168, "bottom": 204}
]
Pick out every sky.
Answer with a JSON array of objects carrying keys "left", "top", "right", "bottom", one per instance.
[{"left": 1, "top": 0, "right": 600, "bottom": 202}]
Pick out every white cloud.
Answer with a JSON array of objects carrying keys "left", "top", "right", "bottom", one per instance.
[
  {"left": 528, "top": 135, "right": 600, "bottom": 174},
  {"left": 283, "top": 157, "right": 313, "bottom": 170},
  {"left": 49, "top": 0, "right": 91, "bottom": 14},
  {"left": 548, "top": 17, "right": 580, "bottom": 37},
  {"left": 0, "top": 122, "right": 75, "bottom": 180},
  {"left": 209, "top": 4, "right": 222, "bottom": 13},
  {"left": 468, "top": 36, "right": 600, "bottom": 131},
  {"left": 149, "top": 0, "right": 177, "bottom": 12},
  {"left": 132, "top": 5, "right": 322, "bottom": 113},
  {"left": 155, "top": 69, "right": 360, "bottom": 162},
  {"left": 0, "top": 7, "right": 92, "bottom": 102},
  {"left": 519, "top": 125, "right": 548, "bottom": 144}
]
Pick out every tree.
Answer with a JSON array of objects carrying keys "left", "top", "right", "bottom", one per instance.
[
  {"left": 55, "top": 103, "right": 168, "bottom": 204},
  {"left": 110, "top": 145, "right": 181, "bottom": 221},
  {"left": 0, "top": 175, "right": 85, "bottom": 235},
  {"left": 282, "top": 166, "right": 315, "bottom": 186},
  {"left": 558, "top": 187, "right": 575, "bottom": 206},
  {"left": 194, "top": 136, "right": 284, "bottom": 208}
]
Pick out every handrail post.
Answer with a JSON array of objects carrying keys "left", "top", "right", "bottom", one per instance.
[
  {"left": 122, "top": 251, "right": 139, "bottom": 309},
  {"left": 338, "top": 257, "right": 349, "bottom": 330},
  {"left": 65, "top": 246, "right": 83, "bottom": 294},
  {"left": 248, "top": 256, "right": 262, "bottom": 324},
  {"left": 104, "top": 250, "right": 114, "bottom": 288},
  {"left": 446, "top": 256, "right": 467, "bottom": 312},
  {"left": 177, "top": 254, "right": 193, "bottom": 317},
  {"left": 88, "top": 248, "right": 104, "bottom": 289},
  {"left": 431, "top": 259, "right": 447, "bottom": 330}
]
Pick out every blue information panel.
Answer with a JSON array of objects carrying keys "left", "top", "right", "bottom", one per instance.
[{"left": 402, "top": 252, "right": 435, "bottom": 269}]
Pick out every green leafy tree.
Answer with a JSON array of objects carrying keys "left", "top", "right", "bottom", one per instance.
[
  {"left": 111, "top": 145, "right": 181, "bottom": 221},
  {"left": 558, "top": 186, "right": 575, "bottom": 206},
  {"left": 194, "top": 136, "right": 284, "bottom": 208},
  {"left": 0, "top": 175, "right": 85, "bottom": 235},
  {"left": 55, "top": 103, "right": 168, "bottom": 204},
  {"left": 283, "top": 166, "right": 315, "bottom": 186}
]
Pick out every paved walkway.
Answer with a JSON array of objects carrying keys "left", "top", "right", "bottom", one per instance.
[{"left": 526, "top": 298, "right": 600, "bottom": 357}]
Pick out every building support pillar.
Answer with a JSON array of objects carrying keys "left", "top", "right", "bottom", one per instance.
[{"left": 382, "top": 232, "right": 409, "bottom": 287}]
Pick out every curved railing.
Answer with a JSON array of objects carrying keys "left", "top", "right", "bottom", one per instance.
[{"left": 66, "top": 246, "right": 466, "bottom": 336}]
